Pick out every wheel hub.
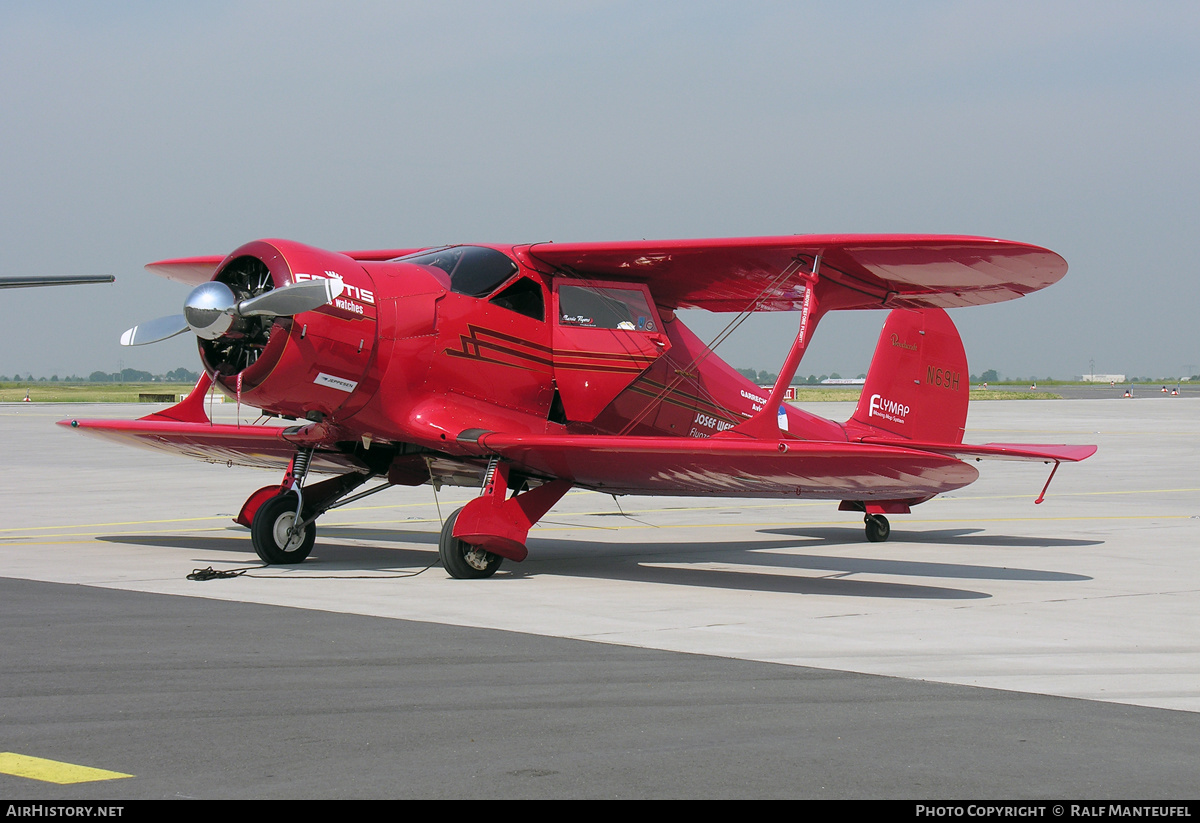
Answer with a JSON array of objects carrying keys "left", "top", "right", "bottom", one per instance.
[
  {"left": 463, "top": 547, "right": 494, "bottom": 571},
  {"left": 272, "top": 512, "right": 306, "bottom": 552}
]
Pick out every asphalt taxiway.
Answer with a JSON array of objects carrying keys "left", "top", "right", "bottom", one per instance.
[{"left": 1, "top": 397, "right": 1198, "bottom": 798}]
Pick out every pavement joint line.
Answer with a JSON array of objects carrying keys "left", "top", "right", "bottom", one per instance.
[
  {"left": 943, "top": 489, "right": 1200, "bottom": 500},
  {"left": 1043, "top": 588, "right": 1200, "bottom": 603}
]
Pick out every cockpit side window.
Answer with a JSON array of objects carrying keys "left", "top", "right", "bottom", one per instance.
[{"left": 489, "top": 277, "right": 545, "bottom": 321}]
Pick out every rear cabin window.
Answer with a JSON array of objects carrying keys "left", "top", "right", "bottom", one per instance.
[{"left": 558, "top": 285, "right": 657, "bottom": 331}]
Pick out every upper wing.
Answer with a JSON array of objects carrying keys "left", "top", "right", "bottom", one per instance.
[
  {"left": 142, "top": 256, "right": 225, "bottom": 285},
  {"left": 144, "top": 235, "right": 1065, "bottom": 312},
  {"left": 462, "top": 431, "right": 979, "bottom": 499},
  {"left": 524, "top": 234, "right": 1067, "bottom": 311},
  {"left": 144, "top": 248, "right": 425, "bottom": 285}
]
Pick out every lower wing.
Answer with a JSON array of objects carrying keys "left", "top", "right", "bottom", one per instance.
[
  {"left": 58, "top": 416, "right": 364, "bottom": 473},
  {"left": 461, "top": 432, "right": 980, "bottom": 499}
]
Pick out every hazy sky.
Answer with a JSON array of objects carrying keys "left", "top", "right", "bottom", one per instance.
[{"left": 2, "top": 1, "right": 1197, "bottom": 380}]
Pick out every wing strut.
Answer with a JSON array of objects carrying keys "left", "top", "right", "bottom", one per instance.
[
  {"left": 614, "top": 252, "right": 814, "bottom": 436},
  {"left": 1034, "top": 461, "right": 1061, "bottom": 505},
  {"left": 725, "top": 254, "right": 829, "bottom": 440}
]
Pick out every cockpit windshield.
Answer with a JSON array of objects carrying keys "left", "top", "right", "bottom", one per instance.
[{"left": 393, "top": 246, "right": 518, "bottom": 297}]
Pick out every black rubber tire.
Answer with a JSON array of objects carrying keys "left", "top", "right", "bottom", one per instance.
[
  {"left": 251, "top": 492, "right": 316, "bottom": 564},
  {"left": 439, "top": 508, "right": 503, "bottom": 579},
  {"left": 865, "top": 514, "right": 891, "bottom": 543}
]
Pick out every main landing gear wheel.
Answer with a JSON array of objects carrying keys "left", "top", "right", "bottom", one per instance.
[
  {"left": 864, "top": 513, "right": 891, "bottom": 543},
  {"left": 251, "top": 492, "right": 316, "bottom": 564},
  {"left": 439, "top": 508, "right": 503, "bottom": 579}
]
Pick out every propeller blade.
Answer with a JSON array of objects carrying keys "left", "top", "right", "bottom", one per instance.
[
  {"left": 120, "top": 314, "right": 189, "bottom": 346},
  {"left": 121, "top": 276, "right": 342, "bottom": 347},
  {"left": 236, "top": 278, "right": 343, "bottom": 317}
]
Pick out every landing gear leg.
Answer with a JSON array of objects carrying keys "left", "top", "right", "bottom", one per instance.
[
  {"left": 248, "top": 447, "right": 316, "bottom": 564},
  {"left": 865, "top": 513, "right": 891, "bottom": 543},
  {"left": 840, "top": 501, "right": 905, "bottom": 543},
  {"left": 439, "top": 508, "right": 503, "bottom": 579},
  {"left": 242, "top": 447, "right": 382, "bottom": 566}
]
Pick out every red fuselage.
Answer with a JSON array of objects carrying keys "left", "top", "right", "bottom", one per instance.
[{"left": 209, "top": 239, "right": 844, "bottom": 464}]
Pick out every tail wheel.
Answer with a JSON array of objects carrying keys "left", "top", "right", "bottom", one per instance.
[
  {"left": 865, "top": 514, "right": 891, "bottom": 543},
  {"left": 251, "top": 492, "right": 316, "bottom": 564},
  {"left": 439, "top": 508, "right": 503, "bottom": 579}
]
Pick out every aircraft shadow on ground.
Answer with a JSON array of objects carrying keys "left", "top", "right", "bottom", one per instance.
[
  {"left": 523, "top": 549, "right": 994, "bottom": 599},
  {"left": 98, "top": 525, "right": 1091, "bottom": 599},
  {"left": 760, "top": 525, "right": 1104, "bottom": 550}
]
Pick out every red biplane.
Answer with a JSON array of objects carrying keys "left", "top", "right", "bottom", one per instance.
[{"left": 62, "top": 235, "right": 1095, "bottom": 578}]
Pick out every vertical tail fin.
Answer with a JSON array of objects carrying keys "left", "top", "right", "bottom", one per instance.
[{"left": 848, "top": 308, "right": 969, "bottom": 444}]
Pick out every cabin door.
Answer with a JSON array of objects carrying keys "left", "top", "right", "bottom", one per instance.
[{"left": 551, "top": 280, "right": 671, "bottom": 423}]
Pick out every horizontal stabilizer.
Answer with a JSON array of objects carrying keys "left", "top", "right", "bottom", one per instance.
[{"left": 859, "top": 440, "right": 1097, "bottom": 463}]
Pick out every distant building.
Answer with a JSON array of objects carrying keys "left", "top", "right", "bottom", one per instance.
[
  {"left": 1081, "top": 374, "right": 1126, "bottom": 383},
  {"left": 821, "top": 378, "right": 867, "bottom": 385}
]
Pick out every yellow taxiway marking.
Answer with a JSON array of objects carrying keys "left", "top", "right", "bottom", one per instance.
[
  {"left": 1, "top": 486, "right": 1193, "bottom": 537},
  {"left": 0, "top": 752, "right": 132, "bottom": 784},
  {"left": 0, "top": 515, "right": 233, "bottom": 533}
]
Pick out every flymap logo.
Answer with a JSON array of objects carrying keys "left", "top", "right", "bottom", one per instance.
[{"left": 869, "top": 393, "right": 910, "bottom": 424}]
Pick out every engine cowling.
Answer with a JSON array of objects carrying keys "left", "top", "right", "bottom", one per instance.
[{"left": 201, "top": 239, "right": 379, "bottom": 421}]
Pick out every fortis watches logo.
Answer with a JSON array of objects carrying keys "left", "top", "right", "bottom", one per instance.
[
  {"left": 294, "top": 270, "right": 375, "bottom": 305},
  {"left": 869, "top": 393, "right": 910, "bottom": 424}
]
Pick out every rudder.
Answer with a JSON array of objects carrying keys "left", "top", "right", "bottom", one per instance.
[{"left": 849, "top": 308, "right": 969, "bottom": 444}]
